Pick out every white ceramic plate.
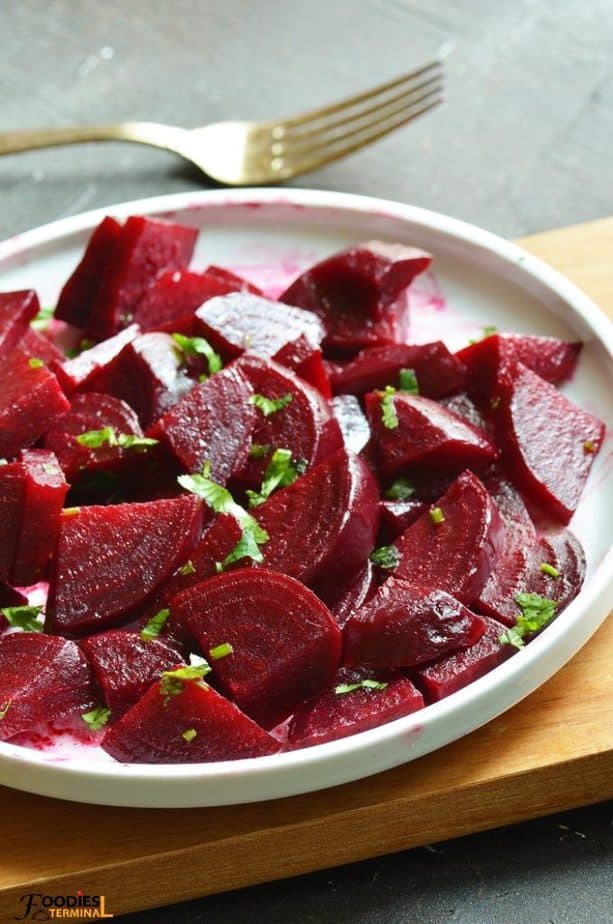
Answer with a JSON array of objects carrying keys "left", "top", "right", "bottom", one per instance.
[{"left": 0, "top": 189, "right": 611, "bottom": 808}]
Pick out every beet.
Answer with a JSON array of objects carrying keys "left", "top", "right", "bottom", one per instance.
[
  {"left": 55, "top": 216, "right": 122, "bottom": 328},
  {"left": 439, "top": 392, "right": 492, "bottom": 434},
  {"left": 0, "top": 290, "right": 40, "bottom": 360},
  {"left": 133, "top": 269, "right": 247, "bottom": 332},
  {"left": 331, "top": 394, "right": 371, "bottom": 454},
  {"left": 330, "top": 562, "right": 377, "bottom": 629},
  {"left": 0, "top": 583, "right": 28, "bottom": 634},
  {"left": 148, "top": 364, "right": 256, "bottom": 480},
  {"left": 0, "top": 633, "right": 94, "bottom": 741},
  {"left": 378, "top": 499, "right": 429, "bottom": 543},
  {"left": 54, "top": 324, "right": 140, "bottom": 394},
  {"left": 412, "top": 616, "right": 515, "bottom": 702},
  {"left": 0, "top": 461, "right": 25, "bottom": 582},
  {"left": 233, "top": 356, "right": 343, "bottom": 488},
  {"left": 343, "top": 579, "right": 485, "bottom": 668},
  {"left": 0, "top": 352, "right": 70, "bottom": 460},
  {"left": 11, "top": 451, "right": 68, "bottom": 586},
  {"left": 46, "top": 495, "right": 204, "bottom": 637},
  {"left": 205, "top": 265, "right": 263, "bottom": 294},
  {"left": 254, "top": 449, "right": 380, "bottom": 601},
  {"left": 330, "top": 342, "right": 467, "bottom": 398},
  {"left": 102, "top": 674, "right": 280, "bottom": 763},
  {"left": 494, "top": 362, "right": 604, "bottom": 523},
  {"left": 394, "top": 471, "right": 505, "bottom": 605},
  {"left": 80, "top": 630, "right": 183, "bottom": 715},
  {"left": 366, "top": 392, "right": 498, "bottom": 478},
  {"left": 288, "top": 667, "right": 424, "bottom": 749},
  {"left": 272, "top": 335, "right": 331, "bottom": 398},
  {"left": 18, "top": 327, "right": 65, "bottom": 367},
  {"left": 171, "top": 568, "right": 341, "bottom": 729}
]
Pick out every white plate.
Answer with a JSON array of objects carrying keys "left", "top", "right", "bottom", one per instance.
[{"left": 0, "top": 189, "right": 611, "bottom": 808}]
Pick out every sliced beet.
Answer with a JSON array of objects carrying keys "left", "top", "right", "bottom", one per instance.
[
  {"left": 330, "top": 562, "right": 377, "bottom": 629},
  {"left": 132, "top": 269, "right": 246, "bottom": 332},
  {"left": 18, "top": 327, "right": 65, "bottom": 367},
  {"left": 80, "top": 630, "right": 183, "bottom": 715},
  {"left": 412, "top": 616, "right": 515, "bottom": 702},
  {"left": 148, "top": 363, "right": 256, "bottom": 480},
  {"left": 85, "top": 332, "right": 193, "bottom": 428},
  {"left": 55, "top": 216, "right": 123, "bottom": 328},
  {"left": 0, "top": 461, "right": 25, "bottom": 582},
  {"left": 331, "top": 394, "right": 371, "bottom": 454},
  {"left": 205, "top": 265, "right": 263, "bottom": 294},
  {"left": 0, "top": 633, "right": 94, "bottom": 741},
  {"left": 0, "top": 290, "right": 40, "bottom": 360},
  {"left": 46, "top": 494, "right": 204, "bottom": 637},
  {"left": 233, "top": 356, "right": 343, "bottom": 488},
  {"left": 484, "top": 472, "right": 537, "bottom": 535},
  {"left": 0, "top": 352, "right": 70, "bottom": 459},
  {"left": 171, "top": 568, "right": 341, "bottom": 729},
  {"left": 365, "top": 392, "right": 498, "bottom": 478},
  {"left": 378, "top": 499, "right": 429, "bottom": 544},
  {"left": 330, "top": 342, "right": 467, "bottom": 398},
  {"left": 394, "top": 471, "right": 505, "bottom": 605},
  {"left": 272, "top": 335, "right": 331, "bottom": 398},
  {"left": 494, "top": 362, "right": 604, "bottom": 523},
  {"left": 343, "top": 579, "right": 485, "bottom": 668},
  {"left": 288, "top": 667, "right": 424, "bottom": 750},
  {"left": 439, "top": 392, "right": 492, "bottom": 435},
  {"left": 11, "top": 451, "right": 68, "bottom": 586},
  {"left": 54, "top": 324, "right": 140, "bottom": 394},
  {"left": 194, "top": 292, "right": 324, "bottom": 363},
  {"left": 254, "top": 449, "right": 380, "bottom": 601},
  {"left": 102, "top": 674, "right": 280, "bottom": 763}
]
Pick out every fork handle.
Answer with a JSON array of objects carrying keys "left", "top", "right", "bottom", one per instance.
[{"left": 0, "top": 122, "right": 189, "bottom": 157}]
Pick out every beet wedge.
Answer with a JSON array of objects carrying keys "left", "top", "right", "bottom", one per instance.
[
  {"left": 288, "top": 667, "right": 424, "bottom": 750},
  {"left": 343, "top": 579, "right": 486, "bottom": 668},
  {"left": 272, "top": 335, "right": 331, "bottom": 398},
  {"left": 11, "top": 451, "right": 68, "bottom": 586},
  {"left": 254, "top": 449, "right": 379, "bottom": 601},
  {"left": 331, "top": 342, "right": 467, "bottom": 398},
  {"left": 46, "top": 495, "right": 204, "bottom": 637},
  {"left": 494, "top": 362, "right": 604, "bottom": 523},
  {"left": 171, "top": 568, "right": 342, "bottom": 729},
  {"left": 331, "top": 561, "right": 377, "bottom": 630},
  {"left": 55, "top": 216, "right": 122, "bottom": 328},
  {"left": 366, "top": 391, "right": 498, "bottom": 478},
  {"left": 133, "top": 269, "right": 247, "bottom": 333},
  {"left": 0, "top": 461, "right": 26, "bottom": 583},
  {"left": 102, "top": 672, "right": 280, "bottom": 763},
  {"left": 0, "top": 352, "right": 70, "bottom": 460},
  {"left": 0, "top": 633, "right": 94, "bottom": 741},
  {"left": 54, "top": 324, "right": 140, "bottom": 395},
  {"left": 204, "top": 265, "right": 263, "bottom": 294},
  {"left": 394, "top": 471, "right": 505, "bottom": 605},
  {"left": 0, "top": 290, "right": 41, "bottom": 360}
]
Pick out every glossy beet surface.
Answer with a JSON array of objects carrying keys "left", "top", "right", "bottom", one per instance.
[
  {"left": 46, "top": 495, "right": 203, "bottom": 636},
  {"left": 171, "top": 569, "right": 341, "bottom": 729},
  {"left": 18, "top": 327, "right": 65, "bottom": 367},
  {"left": 11, "top": 451, "right": 68, "bottom": 586},
  {"left": 331, "top": 562, "right": 377, "bottom": 629},
  {"left": 331, "top": 341, "right": 467, "bottom": 398},
  {"left": 378, "top": 499, "right": 429, "bottom": 543},
  {"left": 331, "top": 395, "right": 371, "bottom": 454},
  {"left": 0, "top": 352, "right": 70, "bottom": 459},
  {"left": 55, "top": 216, "right": 122, "bottom": 328},
  {"left": 0, "top": 461, "right": 26, "bottom": 582},
  {"left": 0, "top": 290, "right": 40, "bottom": 360},
  {"left": 133, "top": 269, "right": 245, "bottom": 332},
  {"left": 55, "top": 324, "right": 140, "bottom": 394},
  {"left": 272, "top": 335, "right": 331, "bottom": 398},
  {"left": 0, "top": 633, "right": 94, "bottom": 741}
]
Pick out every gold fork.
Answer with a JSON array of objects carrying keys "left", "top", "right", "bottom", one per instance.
[{"left": 0, "top": 61, "right": 444, "bottom": 185}]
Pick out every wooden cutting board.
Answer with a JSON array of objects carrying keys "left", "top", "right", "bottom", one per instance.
[{"left": 0, "top": 218, "right": 611, "bottom": 921}]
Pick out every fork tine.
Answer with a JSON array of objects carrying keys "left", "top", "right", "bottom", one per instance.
[{"left": 272, "top": 59, "right": 443, "bottom": 135}]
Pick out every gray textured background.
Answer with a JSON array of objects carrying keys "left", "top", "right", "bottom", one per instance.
[{"left": 1, "top": 1, "right": 612, "bottom": 921}]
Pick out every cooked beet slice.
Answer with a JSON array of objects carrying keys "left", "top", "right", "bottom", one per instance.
[
  {"left": 148, "top": 364, "right": 256, "bottom": 480},
  {"left": 0, "top": 352, "right": 70, "bottom": 459},
  {"left": 132, "top": 268, "right": 246, "bottom": 332},
  {"left": 254, "top": 449, "right": 379, "bottom": 601},
  {"left": 171, "top": 568, "right": 341, "bottom": 728},
  {"left": 331, "top": 562, "right": 377, "bottom": 629},
  {"left": 394, "top": 471, "right": 504, "bottom": 605},
  {"left": 46, "top": 494, "right": 204, "bottom": 637},
  {"left": 18, "top": 327, "right": 65, "bottom": 367},
  {"left": 80, "top": 630, "right": 183, "bottom": 715},
  {"left": 288, "top": 667, "right": 424, "bottom": 749},
  {"left": 102, "top": 674, "right": 280, "bottom": 763},
  {"left": 365, "top": 392, "right": 498, "bottom": 478},
  {"left": 194, "top": 292, "right": 325, "bottom": 363},
  {"left": 280, "top": 241, "right": 431, "bottom": 353},
  {"left": 272, "top": 335, "right": 331, "bottom": 398},
  {"left": 494, "top": 363, "right": 604, "bottom": 523},
  {"left": 412, "top": 616, "right": 515, "bottom": 702},
  {"left": 343, "top": 579, "right": 485, "bottom": 668},
  {"left": 233, "top": 356, "right": 343, "bottom": 488},
  {"left": 378, "top": 499, "right": 429, "bottom": 544},
  {"left": 0, "top": 290, "right": 40, "bottom": 360},
  {"left": 54, "top": 324, "right": 140, "bottom": 394},
  {"left": 0, "top": 633, "right": 94, "bottom": 741},
  {"left": 55, "top": 216, "right": 122, "bottom": 328},
  {"left": 456, "top": 333, "right": 582, "bottom": 405},
  {"left": 330, "top": 342, "right": 467, "bottom": 398},
  {"left": 0, "top": 461, "right": 25, "bottom": 582},
  {"left": 85, "top": 332, "right": 192, "bottom": 428},
  {"left": 440, "top": 392, "right": 492, "bottom": 434},
  {"left": 11, "top": 451, "right": 68, "bottom": 586},
  {"left": 205, "top": 265, "right": 263, "bottom": 294},
  {"left": 331, "top": 395, "right": 371, "bottom": 454}
]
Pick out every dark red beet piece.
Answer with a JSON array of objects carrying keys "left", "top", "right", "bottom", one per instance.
[
  {"left": 330, "top": 562, "right": 377, "bottom": 629},
  {"left": 0, "top": 633, "right": 94, "bottom": 741},
  {"left": 378, "top": 499, "right": 429, "bottom": 544},
  {"left": 11, "top": 451, "right": 68, "bottom": 586},
  {"left": 148, "top": 364, "right": 256, "bottom": 480},
  {"left": 80, "top": 630, "right": 183, "bottom": 715},
  {"left": 0, "top": 290, "right": 40, "bottom": 360},
  {"left": 46, "top": 495, "right": 204, "bottom": 637},
  {"left": 343, "top": 579, "right": 485, "bottom": 668},
  {"left": 234, "top": 356, "right": 343, "bottom": 488},
  {"left": 331, "top": 395, "right": 371, "bottom": 454},
  {"left": 272, "top": 335, "right": 331, "bottom": 398},
  {"left": 132, "top": 268, "right": 247, "bottom": 333},
  {"left": 55, "top": 216, "right": 122, "bottom": 328},
  {"left": 18, "top": 327, "right": 65, "bottom": 367},
  {"left": 394, "top": 471, "right": 505, "bottom": 605},
  {"left": 205, "top": 265, "right": 263, "bottom": 294},
  {"left": 254, "top": 449, "right": 380, "bottom": 602},
  {"left": 86, "top": 332, "right": 193, "bottom": 428},
  {"left": 0, "top": 461, "right": 26, "bottom": 582},
  {"left": 194, "top": 292, "right": 324, "bottom": 363},
  {"left": 0, "top": 583, "right": 28, "bottom": 632},
  {"left": 288, "top": 667, "right": 424, "bottom": 750},
  {"left": 412, "top": 616, "right": 515, "bottom": 702},
  {"left": 365, "top": 392, "right": 498, "bottom": 478},
  {"left": 494, "top": 362, "right": 604, "bottom": 523},
  {"left": 171, "top": 568, "right": 341, "bottom": 729},
  {"left": 0, "top": 352, "right": 70, "bottom": 459},
  {"left": 440, "top": 392, "right": 492, "bottom": 435},
  {"left": 330, "top": 342, "right": 467, "bottom": 398},
  {"left": 54, "top": 324, "right": 140, "bottom": 394},
  {"left": 102, "top": 675, "right": 280, "bottom": 763}
]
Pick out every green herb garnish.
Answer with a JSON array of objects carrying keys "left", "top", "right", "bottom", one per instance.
[
  {"left": 182, "top": 728, "right": 198, "bottom": 743},
  {"left": 160, "top": 663, "right": 212, "bottom": 700},
  {"left": 540, "top": 562, "right": 560, "bottom": 578},
  {"left": 179, "top": 560, "right": 196, "bottom": 576},
  {"left": 334, "top": 679, "right": 389, "bottom": 695},
  {"left": 81, "top": 707, "right": 111, "bottom": 731},
  {"left": 249, "top": 443, "right": 271, "bottom": 459},
  {"left": 0, "top": 701, "right": 11, "bottom": 721},
  {"left": 249, "top": 393, "right": 293, "bottom": 417},
  {"left": 384, "top": 476, "right": 415, "bottom": 500},
  {"left": 209, "top": 642, "right": 234, "bottom": 661},
  {"left": 140, "top": 608, "right": 170, "bottom": 643},
  {"left": 1, "top": 605, "right": 43, "bottom": 632},
  {"left": 583, "top": 440, "right": 595, "bottom": 453},
  {"left": 172, "top": 333, "right": 222, "bottom": 376},
  {"left": 31, "top": 305, "right": 54, "bottom": 331},
  {"left": 499, "top": 592, "right": 559, "bottom": 649},
  {"left": 468, "top": 325, "right": 498, "bottom": 345},
  {"left": 429, "top": 506, "right": 445, "bottom": 525},
  {"left": 28, "top": 357, "right": 44, "bottom": 369},
  {"left": 398, "top": 368, "right": 419, "bottom": 395},
  {"left": 75, "top": 427, "right": 158, "bottom": 452},
  {"left": 370, "top": 545, "right": 400, "bottom": 570},
  {"left": 380, "top": 386, "right": 398, "bottom": 430},
  {"left": 246, "top": 448, "right": 304, "bottom": 507}
]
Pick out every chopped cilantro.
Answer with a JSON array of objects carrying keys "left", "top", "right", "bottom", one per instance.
[
  {"left": 31, "top": 305, "right": 54, "bottom": 331},
  {"left": 209, "top": 642, "right": 234, "bottom": 661},
  {"left": 182, "top": 728, "right": 198, "bottom": 743},
  {"left": 583, "top": 440, "right": 595, "bottom": 453},
  {"left": 429, "top": 506, "right": 445, "bottom": 525},
  {"left": 482, "top": 325, "right": 497, "bottom": 337},
  {"left": 28, "top": 357, "right": 44, "bottom": 369},
  {"left": 540, "top": 562, "right": 560, "bottom": 578},
  {"left": 140, "top": 608, "right": 170, "bottom": 642},
  {"left": 75, "top": 428, "right": 158, "bottom": 452},
  {"left": 160, "top": 662, "right": 212, "bottom": 699},
  {"left": 62, "top": 507, "right": 80, "bottom": 517},
  {"left": 499, "top": 592, "right": 559, "bottom": 649},
  {"left": 249, "top": 443, "right": 271, "bottom": 459},
  {"left": 217, "top": 520, "right": 269, "bottom": 572},
  {"left": 246, "top": 448, "right": 303, "bottom": 507},
  {"left": 81, "top": 707, "right": 111, "bottom": 731},
  {"left": 384, "top": 476, "right": 415, "bottom": 500},
  {"left": 398, "top": 368, "right": 419, "bottom": 395},
  {"left": 334, "top": 679, "right": 389, "bottom": 695},
  {"left": 380, "top": 386, "right": 398, "bottom": 429},
  {"left": 1, "top": 605, "right": 43, "bottom": 632},
  {"left": 172, "top": 333, "right": 222, "bottom": 376},
  {"left": 179, "top": 560, "right": 196, "bottom": 576},
  {"left": 0, "top": 701, "right": 11, "bottom": 721},
  {"left": 249, "top": 393, "right": 293, "bottom": 417},
  {"left": 370, "top": 545, "right": 400, "bottom": 570}
]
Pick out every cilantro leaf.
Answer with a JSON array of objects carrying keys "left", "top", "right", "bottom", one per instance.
[
  {"left": 499, "top": 592, "right": 559, "bottom": 649},
  {"left": 179, "top": 560, "right": 196, "bottom": 576},
  {"left": 218, "top": 520, "right": 269, "bottom": 572},
  {"left": 246, "top": 448, "right": 304, "bottom": 507},
  {"left": 249, "top": 393, "right": 293, "bottom": 417},
  {"left": 160, "top": 663, "right": 212, "bottom": 699},
  {"left": 398, "top": 368, "right": 419, "bottom": 395},
  {"left": 172, "top": 333, "right": 222, "bottom": 376},
  {"left": 429, "top": 506, "right": 445, "bottom": 525},
  {"left": 1, "top": 605, "right": 43, "bottom": 632},
  {"left": 209, "top": 642, "right": 233, "bottom": 660},
  {"left": 31, "top": 305, "right": 54, "bottom": 331},
  {"left": 380, "top": 386, "right": 398, "bottom": 430},
  {"left": 28, "top": 357, "right": 44, "bottom": 369},
  {"left": 140, "top": 608, "right": 170, "bottom": 643},
  {"left": 370, "top": 545, "right": 400, "bottom": 570},
  {"left": 540, "top": 562, "right": 560, "bottom": 578},
  {"left": 75, "top": 428, "right": 157, "bottom": 452},
  {"left": 182, "top": 728, "right": 198, "bottom": 743},
  {"left": 249, "top": 443, "right": 271, "bottom": 459},
  {"left": 81, "top": 707, "right": 112, "bottom": 731},
  {"left": 384, "top": 476, "right": 415, "bottom": 500},
  {"left": 334, "top": 679, "right": 389, "bottom": 695}
]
